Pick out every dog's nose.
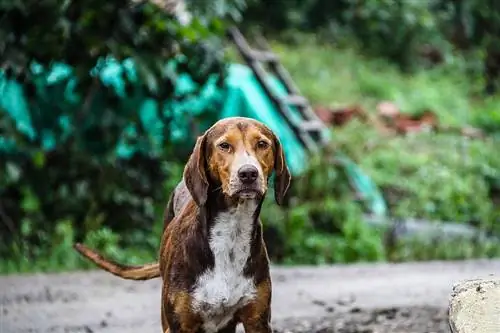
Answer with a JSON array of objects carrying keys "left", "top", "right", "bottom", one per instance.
[{"left": 238, "top": 165, "right": 259, "bottom": 184}]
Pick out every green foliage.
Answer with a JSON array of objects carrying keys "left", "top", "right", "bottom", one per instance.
[
  {"left": 244, "top": 0, "right": 448, "bottom": 63},
  {"left": 2, "top": 0, "right": 500, "bottom": 273},
  {"left": 0, "top": 0, "right": 235, "bottom": 270},
  {"left": 260, "top": 152, "right": 386, "bottom": 265},
  {"left": 258, "top": 122, "right": 500, "bottom": 266},
  {"left": 242, "top": 0, "right": 500, "bottom": 90},
  {"left": 391, "top": 235, "right": 500, "bottom": 262},
  {"left": 271, "top": 39, "right": 500, "bottom": 128},
  {"left": 334, "top": 121, "right": 500, "bottom": 234},
  {"left": 341, "top": 0, "right": 451, "bottom": 71},
  {"left": 257, "top": 39, "right": 500, "bottom": 265},
  {"left": 470, "top": 97, "right": 500, "bottom": 134},
  {"left": 260, "top": 120, "right": 500, "bottom": 265},
  {"left": 186, "top": 0, "right": 248, "bottom": 21},
  {"left": 1, "top": 215, "right": 165, "bottom": 274},
  {"left": 0, "top": 0, "right": 230, "bottom": 92}
]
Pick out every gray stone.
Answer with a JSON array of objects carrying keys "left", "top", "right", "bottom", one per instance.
[{"left": 449, "top": 277, "right": 500, "bottom": 333}]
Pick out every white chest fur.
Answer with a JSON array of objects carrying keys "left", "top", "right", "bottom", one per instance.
[{"left": 192, "top": 201, "right": 258, "bottom": 333}]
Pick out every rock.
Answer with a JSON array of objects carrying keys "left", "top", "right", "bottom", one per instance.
[{"left": 449, "top": 277, "right": 500, "bottom": 333}]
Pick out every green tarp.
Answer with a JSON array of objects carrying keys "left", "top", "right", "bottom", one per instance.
[
  {"left": 0, "top": 58, "right": 224, "bottom": 159},
  {"left": 0, "top": 60, "right": 317, "bottom": 174}
]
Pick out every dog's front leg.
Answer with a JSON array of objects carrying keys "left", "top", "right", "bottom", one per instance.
[
  {"left": 238, "top": 280, "right": 273, "bottom": 333},
  {"left": 163, "top": 290, "right": 202, "bottom": 333}
]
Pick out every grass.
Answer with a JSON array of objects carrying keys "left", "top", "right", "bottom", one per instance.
[{"left": 257, "top": 38, "right": 500, "bottom": 256}]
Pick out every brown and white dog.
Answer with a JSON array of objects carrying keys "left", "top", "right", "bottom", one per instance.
[{"left": 74, "top": 117, "right": 291, "bottom": 333}]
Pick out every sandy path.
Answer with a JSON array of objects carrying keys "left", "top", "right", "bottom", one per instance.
[{"left": 1, "top": 259, "right": 500, "bottom": 333}]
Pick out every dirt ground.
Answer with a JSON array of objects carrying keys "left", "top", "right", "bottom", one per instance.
[{"left": 2, "top": 259, "right": 500, "bottom": 333}]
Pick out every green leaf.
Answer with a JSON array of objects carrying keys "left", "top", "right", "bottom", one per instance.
[
  {"left": 32, "top": 150, "right": 46, "bottom": 168},
  {"left": 21, "top": 191, "right": 40, "bottom": 213},
  {"left": 6, "top": 162, "right": 22, "bottom": 182}
]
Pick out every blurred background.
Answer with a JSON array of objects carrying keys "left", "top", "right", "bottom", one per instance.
[{"left": 1, "top": 0, "right": 500, "bottom": 274}]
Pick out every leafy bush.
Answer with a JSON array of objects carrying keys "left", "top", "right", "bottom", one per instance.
[
  {"left": 470, "top": 97, "right": 500, "bottom": 134},
  {"left": 242, "top": 0, "right": 500, "bottom": 91},
  {"left": 257, "top": 37, "right": 500, "bottom": 264},
  {"left": 244, "top": 0, "right": 450, "bottom": 68},
  {"left": 390, "top": 235, "right": 500, "bottom": 262},
  {"left": 260, "top": 121, "right": 500, "bottom": 265},
  {"left": 2, "top": 0, "right": 500, "bottom": 273},
  {"left": 260, "top": 150, "right": 386, "bottom": 265},
  {"left": 344, "top": 0, "right": 453, "bottom": 71},
  {"left": 333, "top": 121, "right": 500, "bottom": 234},
  {"left": 4, "top": 118, "right": 500, "bottom": 273},
  {"left": 0, "top": 0, "right": 233, "bottom": 270}
]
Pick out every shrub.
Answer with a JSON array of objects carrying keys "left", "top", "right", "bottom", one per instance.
[
  {"left": 333, "top": 120, "right": 500, "bottom": 234},
  {"left": 260, "top": 150, "right": 386, "bottom": 265},
  {"left": 242, "top": 0, "right": 500, "bottom": 91},
  {"left": 261, "top": 121, "right": 500, "bottom": 265},
  {"left": 0, "top": 0, "right": 233, "bottom": 270}
]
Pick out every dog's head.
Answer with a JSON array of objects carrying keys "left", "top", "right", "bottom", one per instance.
[{"left": 183, "top": 117, "right": 291, "bottom": 207}]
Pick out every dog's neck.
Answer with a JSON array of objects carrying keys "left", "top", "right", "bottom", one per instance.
[
  {"left": 198, "top": 189, "right": 264, "bottom": 252},
  {"left": 203, "top": 188, "right": 264, "bottom": 223},
  {"left": 192, "top": 195, "right": 261, "bottom": 330},
  {"left": 211, "top": 200, "right": 258, "bottom": 244},
  {"left": 221, "top": 199, "right": 259, "bottom": 223}
]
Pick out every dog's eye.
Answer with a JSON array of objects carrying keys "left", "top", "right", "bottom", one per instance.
[
  {"left": 256, "top": 140, "right": 269, "bottom": 149},
  {"left": 218, "top": 142, "right": 231, "bottom": 152}
]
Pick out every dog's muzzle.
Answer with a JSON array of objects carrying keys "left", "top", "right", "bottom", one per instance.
[
  {"left": 238, "top": 165, "right": 259, "bottom": 185},
  {"left": 230, "top": 163, "right": 264, "bottom": 199}
]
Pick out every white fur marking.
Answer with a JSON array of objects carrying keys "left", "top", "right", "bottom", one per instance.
[{"left": 192, "top": 201, "right": 258, "bottom": 333}]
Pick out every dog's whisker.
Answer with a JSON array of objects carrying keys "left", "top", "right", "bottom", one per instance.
[{"left": 211, "top": 186, "right": 222, "bottom": 192}]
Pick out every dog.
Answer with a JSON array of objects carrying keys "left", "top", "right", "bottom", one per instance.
[{"left": 74, "top": 117, "right": 291, "bottom": 333}]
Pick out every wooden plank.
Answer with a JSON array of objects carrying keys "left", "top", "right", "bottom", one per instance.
[
  {"left": 281, "top": 94, "right": 309, "bottom": 107},
  {"left": 228, "top": 26, "right": 326, "bottom": 151},
  {"left": 299, "top": 120, "right": 324, "bottom": 132},
  {"left": 228, "top": 27, "right": 312, "bottom": 147},
  {"left": 250, "top": 50, "right": 278, "bottom": 63}
]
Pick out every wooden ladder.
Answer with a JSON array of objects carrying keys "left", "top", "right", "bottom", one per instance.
[{"left": 228, "top": 27, "right": 330, "bottom": 153}]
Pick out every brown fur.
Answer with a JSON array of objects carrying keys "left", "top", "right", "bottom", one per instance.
[
  {"left": 74, "top": 117, "right": 291, "bottom": 333},
  {"left": 238, "top": 279, "right": 272, "bottom": 333}
]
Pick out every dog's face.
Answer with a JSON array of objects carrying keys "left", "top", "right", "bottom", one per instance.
[
  {"left": 209, "top": 119, "right": 275, "bottom": 200},
  {"left": 183, "top": 117, "right": 291, "bottom": 206}
]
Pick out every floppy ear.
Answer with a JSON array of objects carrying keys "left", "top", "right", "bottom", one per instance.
[
  {"left": 273, "top": 135, "right": 291, "bottom": 206},
  {"left": 183, "top": 135, "right": 209, "bottom": 207}
]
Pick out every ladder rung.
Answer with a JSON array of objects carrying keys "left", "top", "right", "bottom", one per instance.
[
  {"left": 299, "top": 120, "right": 325, "bottom": 132},
  {"left": 229, "top": 26, "right": 331, "bottom": 150},
  {"left": 250, "top": 50, "right": 278, "bottom": 62},
  {"left": 281, "top": 95, "right": 309, "bottom": 107},
  {"left": 300, "top": 133, "right": 321, "bottom": 152}
]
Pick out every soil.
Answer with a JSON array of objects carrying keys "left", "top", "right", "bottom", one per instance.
[{"left": 2, "top": 259, "right": 500, "bottom": 333}]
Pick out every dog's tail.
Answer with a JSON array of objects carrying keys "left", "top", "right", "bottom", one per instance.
[{"left": 74, "top": 243, "right": 160, "bottom": 280}]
